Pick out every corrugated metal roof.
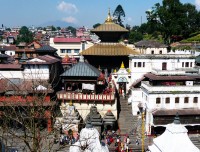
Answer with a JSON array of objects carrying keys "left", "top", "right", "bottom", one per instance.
[
  {"left": 0, "top": 54, "right": 9, "bottom": 58},
  {"left": 36, "top": 45, "right": 57, "bottom": 52},
  {"left": 0, "top": 64, "right": 22, "bottom": 69},
  {"left": 91, "top": 23, "right": 128, "bottom": 32},
  {"left": 54, "top": 37, "right": 82, "bottom": 43},
  {"left": 135, "top": 40, "right": 168, "bottom": 48},
  {"left": 61, "top": 62, "right": 100, "bottom": 77},
  {"left": 153, "top": 109, "right": 200, "bottom": 116},
  {"left": 144, "top": 73, "right": 197, "bottom": 80},
  {"left": 81, "top": 43, "right": 139, "bottom": 56}
]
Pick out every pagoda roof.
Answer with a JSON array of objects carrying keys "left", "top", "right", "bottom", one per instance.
[
  {"left": 60, "top": 61, "right": 100, "bottom": 77},
  {"left": 91, "top": 22, "right": 128, "bottom": 32},
  {"left": 135, "top": 40, "right": 168, "bottom": 48},
  {"left": 35, "top": 45, "right": 57, "bottom": 53},
  {"left": 81, "top": 43, "right": 139, "bottom": 56}
]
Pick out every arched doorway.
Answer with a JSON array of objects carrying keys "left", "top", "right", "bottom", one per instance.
[{"left": 117, "top": 77, "right": 128, "bottom": 96}]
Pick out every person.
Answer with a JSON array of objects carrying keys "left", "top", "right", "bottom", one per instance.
[
  {"left": 126, "top": 136, "right": 130, "bottom": 145},
  {"left": 136, "top": 139, "right": 139, "bottom": 145}
]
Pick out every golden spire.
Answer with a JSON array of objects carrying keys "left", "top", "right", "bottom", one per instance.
[
  {"left": 114, "top": 69, "right": 117, "bottom": 73},
  {"left": 105, "top": 8, "right": 113, "bottom": 23},
  {"left": 69, "top": 100, "right": 73, "bottom": 106},
  {"left": 120, "top": 62, "right": 125, "bottom": 69}
]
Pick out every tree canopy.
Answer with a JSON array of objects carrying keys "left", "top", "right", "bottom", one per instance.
[
  {"left": 17, "top": 26, "right": 33, "bottom": 44},
  {"left": 93, "top": 23, "right": 101, "bottom": 29},
  {"left": 146, "top": 0, "right": 200, "bottom": 44},
  {"left": 113, "top": 5, "right": 125, "bottom": 27}
]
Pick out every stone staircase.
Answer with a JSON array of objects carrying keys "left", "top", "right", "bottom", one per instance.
[
  {"left": 114, "top": 96, "right": 152, "bottom": 151},
  {"left": 189, "top": 135, "right": 200, "bottom": 150}
]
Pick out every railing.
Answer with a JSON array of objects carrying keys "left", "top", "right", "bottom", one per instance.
[
  {"left": 57, "top": 92, "right": 115, "bottom": 101},
  {"left": 141, "top": 81, "right": 200, "bottom": 92},
  {"left": 151, "top": 68, "right": 186, "bottom": 75}
]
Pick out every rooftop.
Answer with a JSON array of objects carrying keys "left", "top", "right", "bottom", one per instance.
[{"left": 81, "top": 43, "right": 139, "bottom": 56}]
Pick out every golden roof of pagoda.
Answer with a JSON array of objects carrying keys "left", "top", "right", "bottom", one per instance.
[
  {"left": 81, "top": 43, "right": 140, "bottom": 56},
  {"left": 91, "top": 9, "right": 128, "bottom": 32}
]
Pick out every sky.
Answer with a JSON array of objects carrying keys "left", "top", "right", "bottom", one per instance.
[{"left": 1, "top": 0, "right": 200, "bottom": 28}]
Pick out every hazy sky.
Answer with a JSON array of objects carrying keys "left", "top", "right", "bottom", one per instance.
[{"left": 1, "top": 0, "right": 199, "bottom": 28}]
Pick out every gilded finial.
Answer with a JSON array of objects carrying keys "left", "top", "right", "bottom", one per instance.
[
  {"left": 114, "top": 69, "right": 117, "bottom": 73},
  {"left": 69, "top": 100, "right": 73, "bottom": 106},
  {"left": 120, "top": 62, "right": 125, "bottom": 69},
  {"left": 105, "top": 8, "right": 113, "bottom": 23}
]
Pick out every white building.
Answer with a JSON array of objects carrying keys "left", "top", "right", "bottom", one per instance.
[
  {"left": 134, "top": 40, "right": 168, "bottom": 54},
  {"left": 49, "top": 37, "right": 93, "bottom": 58},
  {"left": 129, "top": 54, "right": 196, "bottom": 83},
  {"left": 111, "top": 62, "right": 131, "bottom": 96},
  {"left": 128, "top": 54, "right": 200, "bottom": 135}
]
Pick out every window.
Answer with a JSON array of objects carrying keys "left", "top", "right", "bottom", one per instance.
[
  {"left": 60, "top": 49, "right": 66, "bottom": 53},
  {"left": 185, "top": 62, "right": 189, "bottom": 67},
  {"left": 166, "top": 97, "right": 170, "bottom": 104},
  {"left": 190, "top": 62, "right": 193, "bottom": 67},
  {"left": 134, "top": 62, "right": 137, "bottom": 67},
  {"left": 67, "top": 49, "right": 71, "bottom": 53},
  {"left": 175, "top": 97, "right": 179, "bottom": 103},
  {"left": 159, "top": 50, "right": 162, "bottom": 54},
  {"left": 162, "top": 62, "right": 167, "bottom": 70},
  {"left": 184, "top": 97, "right": 189, "bottom": 103},
  {"left": 10, "top": 52, "right": 12, "bottom": 56},
  {"left": 82, "top": 43, "right": 85, "bottom": 50},
  {"left": 156, "top": 97, "right": 161, "bottom": 104},
  {"left": 194, "top": 97, "right": 198, "bottom": 103},
  {"left": 143, "top": 62, "right": 145, "bottom": 67},
  {"left": 138, "top": 62, "right": 142, "bottom": 67},
  {"left": 151, "top": 50, "right": 154, "bottom": 54},
  {"left": 74, "top": 49, "right": 80, "bottom": 53},
  {"left": 182, "top": 62, "right": 184, "bottom": 67}
]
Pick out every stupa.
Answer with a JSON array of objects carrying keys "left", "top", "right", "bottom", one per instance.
[
  {"left": 85, "top": 106, "right": 103, "bottom": 133},
  {"left": 103, "top": 110, "right": 117, "bottom": 130},
  {"left": 54, "top": 101, "right": 83, "bottom": 136},
  {"left": 148, "top": 113, "right": 200, "bottom": 152}
]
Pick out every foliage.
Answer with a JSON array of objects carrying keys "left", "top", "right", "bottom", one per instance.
[
  {"left": 146, "top": 0, "right": 200, "bottom": 44},
  {"left": 56, "top": 27, "right": 61, "bottom": 30},
  {"left": 52, "top": 26, "right": 56, "bottom": 31},
  {"left": 113, "top": 5, "right": 125, "bottom": 27},
  {"left": 6, "top": 28, "right": 11, "bottom": 31},
  {"left": 67, "top": 26, "right": 76, "bottom": 36},
  {"left": 16, "top": 26, "right": 33, "bottom": 44},
  {"left": 128, "top": 31, "right": 143, "bottom": 43},
  {"left": 181, "top": 34, "right": 200, "bottom": 42},
  {"left": 93, "top": 23, "right": 101, "bottom": 29}
]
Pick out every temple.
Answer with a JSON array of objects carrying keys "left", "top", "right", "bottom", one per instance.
[
  {"left": 81, "top": 9, "right": 139, "bottom": 71},
  {"left": 148, "top": 114, "right": 200, "bottom": 152}
]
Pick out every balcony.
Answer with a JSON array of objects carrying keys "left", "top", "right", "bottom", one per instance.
[
  {"left": 141, "top": 81, "right": 200, "bottom": 93},
  {"left": 57, "top": 92, "right": 115, "bottom": 102}
]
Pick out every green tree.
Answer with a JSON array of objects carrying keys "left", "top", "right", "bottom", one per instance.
[
  {"left": 146, "top": 0, "right": 200, "bottom": 44},
  {"left": 93, "top": 23, "right": 101, "bottom": 29},
  {"left": 67, "top": 26, "right": 76, "bottom": 36},
  {"left": 17, "top": 26, "right": 33, "bottom": 44},
  {"left": 56, "top": 27, "right": 61, "bottom": 30},
  {"left": 113, "top": 5, "right": 125, "bottom": 27},
  {"left": 51, "top": 26, "right": 56, "bottom": 31},
  {"left": 128, "top": 31, "right": 143, "bottom": 43}
]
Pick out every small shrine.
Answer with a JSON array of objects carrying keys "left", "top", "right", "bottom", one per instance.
[
  {"left": 85, "top": 106, "right": 103, "bottom": 133},
  {"left": 54, "top": 101, "right": 83, "bottom": 137},
  {"left": 112, "top": 62, "right": 131, "bottom": 96},
  {"left": 148, "top": 113, "right": 199, "bottom": 152},
  {"left": 103, "top": 110, "right": 117, "bottom": 131}
]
